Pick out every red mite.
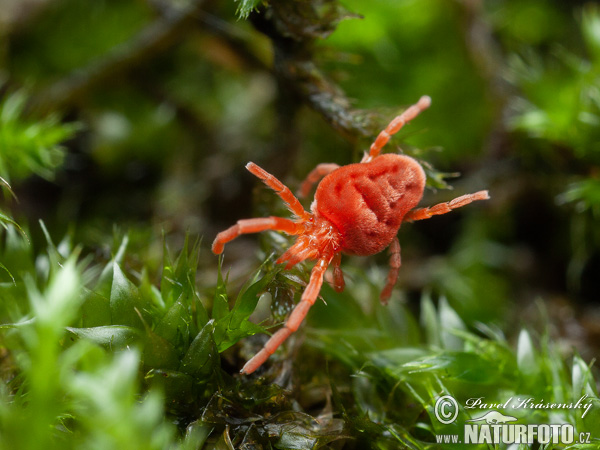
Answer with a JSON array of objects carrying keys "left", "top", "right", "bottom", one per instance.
[{"left": 212, "top": 96, "right": 489, "bottom": 374}]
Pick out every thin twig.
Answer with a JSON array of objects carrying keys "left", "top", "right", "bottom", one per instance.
[
  {"left": 29, "top": 0, "right": 209, "bottom": 114},
  {"left": 455, "top": 0, "right": 514, "bottom": 160}
]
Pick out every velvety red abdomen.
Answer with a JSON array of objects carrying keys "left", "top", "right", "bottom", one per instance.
[{"left": 314, "top": 154, "right": 425, "bottom": 256}]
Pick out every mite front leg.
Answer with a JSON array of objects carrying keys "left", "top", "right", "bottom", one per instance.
[
  {"left": 212, "top": 217, "right": 302, "bottom": 254},
  {"left": 241, "top": 253, "right": 333, "bottom": 375},
  {"left": 246, "top": 162, "right": 310, "bottom": 220},
  {"left": 299, "top": 163, "right": 340, "bottom": 198},
  {"left": 403, "top": 190, "right": 489, "bottom": 222},
  {"left": 380, "top": 237, "right": 401, "bottom": 304}
]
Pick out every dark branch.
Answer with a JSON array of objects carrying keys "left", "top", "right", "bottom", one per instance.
[{"left": 249, "top": 8, "right": 379, "bottom": 144}]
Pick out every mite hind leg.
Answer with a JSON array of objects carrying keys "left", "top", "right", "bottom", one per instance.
[
  {"left": 363, "top": 96, "right": 432, "bottom": 162},
  {"left": 380, "top": 237, "right": 401, "bottom": 304},
  {"left": 403, "top": 190, "right": 489, "bottom": 222},
  {"left": 299, "top": 163, "right": 340, "bottom": 198},
  {"left": 331, "top": 252, "right": 345, "bottom": 292}
]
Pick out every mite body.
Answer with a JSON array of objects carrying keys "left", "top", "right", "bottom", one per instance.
[
  {"left": 315, "top": 154, "right": 425, "bottom": 256},
  {"left": 212, "top": 96, "right": 489, "bottom": 375}
]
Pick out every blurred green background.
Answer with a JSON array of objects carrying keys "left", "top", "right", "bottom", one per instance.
[{"left": 1, "top": 0, "right": 599, "bottom": 448}]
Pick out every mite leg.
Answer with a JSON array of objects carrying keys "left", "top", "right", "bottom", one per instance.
[
  {"left": 246, "top": 162, "right": 310, "bottom": 220},
  {"left": 212, "top": 216, "right": 301, "bottom": 254},
  {"left": 241, "top": 253, "right": 333, "bottom": 375},
  {"left": 277, "top": 236, "right": 319, "bottom": 269},
  {"left": 299, "top": 163, "right": 340, "bottom": 198},
  {"left": 403, "top": 190, "right": 489, "bottom": 222},
  {"left": 331, "top": 252, "right": 345, "bottom": 292},
  {"left": 380, "top": 237, "right": 401, "bottom": 304},
  {"left": 364, "top": 96, "right": 432, "bottom": 162}
]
